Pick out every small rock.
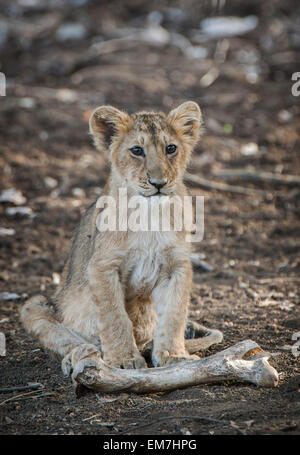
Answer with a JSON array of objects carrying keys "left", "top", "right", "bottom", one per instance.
[
  {"left": 0, "top": 189, "right": 26, "bottom": 205},
  {"left": 56, "top": 23, "right": 87, "bottom": 41},
  {"left": 0, "top": 292, "right": 21, "bottom": 301},
  {"left": 278, "top": 110, "right": 293, "bottom": 123},
  {"left": 44, "top": 176, "right": 58, "bottom": 189},
  {"left": 140, "top": 25, "right": 170, "bottom": 47},
  {"left": 0, "top": 228, "right": 16, "bottom": 236},
  {"left": 39, "top": 131, "right": 49, "bottom": 141},
  {"left": 184, "top": 45, "right": 208, "bottom": 59},
  {"left": 72, "top": 187, "right": 85, "bottom": 198},
  {"left": 244, "top": 64, "right": 260, "bottom": 84},
  {"left": 19, "top": 98, "right": 36, "bottom": 109},
  {"left": 192, "top": 259, "right": 213, "bottom": 273},
  {"left": 190, "top": 253, "right": 206, "bottom": 265},
  {"left": 6, "top": 207, "right": 33, "bottom": 216},
  {"left": 241, "top": 142, "right": 259, "bottom": 156},
  {"left": 200, "top": 16, "right": 258, "bottom": 39},
  {"left": 56, "top": 89, "right": 78, "bottom": 103},
  {"left": 52, "top": 273, "right": 60, "bottom": 285}
]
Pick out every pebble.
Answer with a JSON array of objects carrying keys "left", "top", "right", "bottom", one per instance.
[
  {"left": 72, "top": 187, "right": 85, "bottom": 198},
  {"left": 0, "top": 189, "right": 26, "bottom": 205},
  {"left": 6, "top": 207, "right": 33, "bottom": 216},
  {"left": 190, "top": 253, "right": 206, "bottom": 265},
  {"left": 56, "top": 23, "right": 87, "bottom": 41},
  {"left": 140, "top": 25, "right": 170, "bottom": 47},
  {"left": 44, "top": 176, "right": 58, "bottom": 189},
  {"left": 39, "top": 131, "right": 49, "bottom": 141},
  {"left": 0, "top": 292, "right": 21, "bottom": 301},
  {"left": 240, "top": 142, "right": 259, "bottom": 156},
  {"left": 56, "top": 89, "right": 78, "bottom": 103},
  {"left": 278, "top": 110, "right": 293, "bottom": 123},
  {"left": 19, "top": 97, "right": 36, "bottom": 109},
  {"left": 52, "top": 273, "right": 60, "bottom": 285},
  {"left": 0, "top": 228, "right": 16, "bottom": 236},
  {"left": 200, "top": 16, "right": 258, "bottom": 39}
]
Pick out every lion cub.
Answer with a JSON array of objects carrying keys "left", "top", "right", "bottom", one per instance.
[{"left": 21, "top": 101, "right": 221, "bottom": 371}]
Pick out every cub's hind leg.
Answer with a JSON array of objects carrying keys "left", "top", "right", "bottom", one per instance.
[{"left": 20, "top": 295, "right": 100, "bottom": 375}]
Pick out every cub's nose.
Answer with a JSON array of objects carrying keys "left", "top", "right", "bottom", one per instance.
[{"left": 148, "top": 178, "right": 167, "bottom": 190}]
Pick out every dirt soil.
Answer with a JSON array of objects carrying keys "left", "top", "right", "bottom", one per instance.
[{"left": 0, "top": 0, "right": 299, "bottom": 435}]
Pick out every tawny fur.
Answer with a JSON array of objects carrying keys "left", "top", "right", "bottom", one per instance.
[{"left": 20, "top": 101, "right": 222, "bottom": 370}]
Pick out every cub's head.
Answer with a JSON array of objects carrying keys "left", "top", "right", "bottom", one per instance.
[{"left": 89, "top": 102, "right": 203, "bottom": 197}]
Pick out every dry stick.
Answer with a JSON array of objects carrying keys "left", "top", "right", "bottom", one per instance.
[
  {"left": 214, "top": 169, "right": 300, "bottom": 187},
  {"left": 118, "top": 415, "right": 246, "bottom": 436},
  {"left": 83, "top": 413, "right": 103, "bottom": 422},
  {"left": 7, "top": 392, "right": 56, "bottom": 402},
  {"left": 90, "top": 37, "right": 138, "bottom": 56},
  {"left": 0, "top": 389, "right": 55, "bottom": 406},
  {"left": 0, "top": 383, "right": 43, "bottom": 394},
  {"left": 0, "top": 389, "right": 44, "bottom": 406},
  {"left": 257, "top": 276, "right": 300, "bottom": 283},
  {"left": 184, "top": 172, "right": 268, "bottom": 196}
]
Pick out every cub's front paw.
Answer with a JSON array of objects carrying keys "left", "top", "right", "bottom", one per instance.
[
  {"left": 164, "top": 353, "right": 199, "bottom": 366},
  {"left": 61, "top": 344, "right": 100, "bottom": 376},
  {"left": 152, "top": 350, "right": 199, "bottom": 367},
  {"left": 105, "top": 353, "right": 147, "bottom": 369}
]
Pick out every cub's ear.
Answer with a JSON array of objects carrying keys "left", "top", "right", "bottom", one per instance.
[
  {"left": 89, "top": 105, "right": 131, "bottom": 151},
  {"left": 167, "top": 101, "right": 203, "bottom": 146}
]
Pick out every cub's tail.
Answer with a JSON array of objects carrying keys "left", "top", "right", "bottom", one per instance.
[
  {"left": 184, "top": 320, "right": 223, "bottom": 353},
  {"left": 20, "top": 295, "right": 93, "bottom": 359}
]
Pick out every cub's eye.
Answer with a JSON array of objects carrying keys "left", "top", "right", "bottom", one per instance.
[
  {"left": 129, "top": 146, "right": 145, "bottom": 157},
  {"left": 166, "top": 144, "right": 177, "bottom": 155}
]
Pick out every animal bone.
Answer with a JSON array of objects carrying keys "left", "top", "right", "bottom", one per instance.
[{"left": 70, "top": 340, "right": 279, "bottom": 394}]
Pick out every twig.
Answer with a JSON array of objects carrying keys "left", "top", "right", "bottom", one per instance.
[
  {"left": 0, "top": 383, "right": 43, "bottom": 394},
  {"left": 90, "top": 38, "right": 138, "bottom": 56},
  {"left": 83, "top": 413, "right": 102, "bottom": 422},
  {"left": 0, "top": 389, "right": 53, "bottom": 406},
  {"left": 118, "top": 415, "right": 246, "bottom": 435},
  {"left": 214, "top": 169, "right": 300, "bottom": 187},
  {"left": 6, "top": 392, "right": 56, "bottom": 402},
  {"left": 184, "top": 172, "right": 268, "bottom": 196}
]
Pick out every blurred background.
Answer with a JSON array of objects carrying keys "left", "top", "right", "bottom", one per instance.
[
  {"left": 0, "top": 0, "right": 299, "bottom": 435},
  {"left": 1, "top": 0, "right": 299, "bottom": 138}
]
